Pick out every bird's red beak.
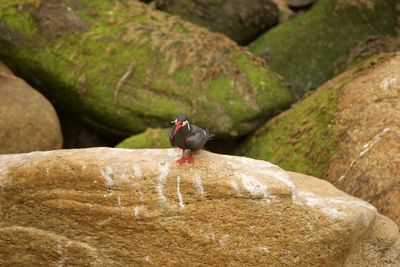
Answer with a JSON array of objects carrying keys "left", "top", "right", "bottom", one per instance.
[{"left": 174, "top": 122, "right": 182, "bottom": 135}]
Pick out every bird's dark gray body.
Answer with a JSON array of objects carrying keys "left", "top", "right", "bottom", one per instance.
[{"left": 169, "top": 122, "right": 212, "bottom": 151}]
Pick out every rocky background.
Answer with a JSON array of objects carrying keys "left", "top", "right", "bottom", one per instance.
[{"left": 0, "top": 0, "right": 400, "bottom": 265}]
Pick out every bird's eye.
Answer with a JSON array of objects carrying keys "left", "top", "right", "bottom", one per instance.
[{"left": 171, "top": 119, "right": 177, "bottom": 124}]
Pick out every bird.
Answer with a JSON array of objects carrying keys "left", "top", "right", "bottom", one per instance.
[{"left": 169, "top": 114, "right": 214, "bottom": 164}]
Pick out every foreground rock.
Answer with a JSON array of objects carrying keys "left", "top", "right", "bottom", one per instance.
[
  {"left": 152, "top": 0, "right": 280, "bottom": 45},
  {"left": 0, "top": 62, "right": 62, "bottom": 153},
  {"left": 238, "top": 53, "right": 400, "bottom": 224},
  {"left": 250, "top": 0, "right": 399, "bottom": 97},
  {"left": 0, "top": 0, "right": 293, "bottom": 138},
  {"left": 0, "top": 148, "right": 398, "bottom": 266}
]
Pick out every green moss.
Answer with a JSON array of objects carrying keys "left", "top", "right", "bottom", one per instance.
[
  {"left": 235, "top": 54, "right": 293, "bottom": 114},
  {"left": 238, "top": 86, "right": 340, "bottom": 178},
  {"left": 250, "top": 0, "right": 399, "bottom": 97},
  {"left": 116, "top": 128, "right": 171, "bottom": 149},
  {"left": 0, "top": 5, "right": 37, "bottom": 37}
]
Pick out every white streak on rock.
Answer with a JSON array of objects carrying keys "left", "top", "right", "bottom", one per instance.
[
  {"left": 193, "top": 175, "right": 205, "bottom": 195},
  {"left": 100, "top": 166, "right": 114, "bottom": 189},
  {"left": 219, "top": 234, "right": 229, "bottom": 247},
  {"left": 97, "top": 217, "right": 114, "bottom": 226},
  {"left": 132, "top": 164, "right": 142, "bottom": 179},
  {"left": 117, "top": 194, "right": 122, "bottom": 209},
  {"left": 380, "top": 76, "right": 398, "bottom": 89},
  {"left": 249, "top": 226, "right": 256, "bottom": 234},
  {"left": 56, "top": 241, "right": 67, "bottom": 267},
  {"left": 259, "top": 245, "right": 269, "bottom": 253},
  {"left": 230, "top": 180, "right": 242, "bottom": 197},
  {"left": 296, "top": 191, "right": 376, "bottom": 222},
  {"left": 157, "top": 162, "right": 170, "bottom": 204},
  {"left": 120, "top": 170, "right": 130, "bottom": 182},
  {"left": 134, "top": 205, "right": 146, "bottom": 219},
  {"left": 239, "top": 174, "right": 269, "bottom": 202},
  {"left": 177, "top": 176, "right": 185, "bottom": 208},
  {"left": 226, "top": 155, "right": 297, "bottom": 201},
  {"left": 339, "top": 128, "right": 390, "bottom": 181},
  {"left": 259, "top": 168, "right": 297, "bottom": 201},
  {"left": 321, "top": 207, "right": 345, "bottom": 220}
]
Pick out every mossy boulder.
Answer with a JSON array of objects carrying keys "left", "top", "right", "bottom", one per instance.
[
  {"left": 0, "top": 0, "right": 293, "bottom": 139},
  {"left": 237, "top": 53, "right": 400, "bottom": 224},
  {"left": 250, "top": 0, "right": 399, "bottom": 97},
  {"left": 116, "top": 128, "right": 170, "bottom": 149},
  {"left": 237, "top": 76, "right": 340, "bottom": 179},
  {"left": 152, "top": 0, "right": 279, "bottom": 45}
]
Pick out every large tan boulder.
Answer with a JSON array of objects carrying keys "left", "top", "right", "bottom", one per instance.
[
  {"left": 0, "top": 148, "right": 398, "bottom": 266},
  {"left": 0, "top": 63, "right": 63, "bottom": 153},
  {"left": 327, "top": 53, "right": 400, "bottom": 225}
]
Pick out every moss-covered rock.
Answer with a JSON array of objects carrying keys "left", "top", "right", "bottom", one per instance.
[
  {"left": 250, "top": 0, "right": 399, "bottom": 97},
  {"left": 0, "top": 0, "right": 293, "bottom": 139},
  {"left": 152, "top": 0, "right": 279, "bottom": 45},
  {"left": 116, "top": 128, "right": 170, "bottom": 149},
  {"left": 237, "top": 53, "right": 395, "bottom": 179},
  {"left": 236, "top": 79, "right": 340, "bottom": 179}
]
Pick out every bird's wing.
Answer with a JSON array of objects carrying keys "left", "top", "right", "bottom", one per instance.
[{"left": 185, "top": 125, "right": 207, "bottom": 151}]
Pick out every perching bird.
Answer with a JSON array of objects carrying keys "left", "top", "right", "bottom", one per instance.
[{"left": 169, "top": 114, "right": 214, "bottom": 164}]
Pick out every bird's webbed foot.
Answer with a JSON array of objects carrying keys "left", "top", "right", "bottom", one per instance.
[
  {"left": 176, "top": 155, "right": 187, "bottom": 165},
  {"left": 187, "top": 154, "right": 195, "bottom": 164}
]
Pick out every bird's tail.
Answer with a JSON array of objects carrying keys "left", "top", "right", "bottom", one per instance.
[{"left": 205, "top": 128, "right": 215, "bottom": 141}]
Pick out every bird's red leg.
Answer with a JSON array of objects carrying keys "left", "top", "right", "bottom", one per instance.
[
  {"left": 176, "top": 149, "right": 187, "bottom": 164},
  {"left": 187, "top": 152, "right": 195, "bottom": 164}
]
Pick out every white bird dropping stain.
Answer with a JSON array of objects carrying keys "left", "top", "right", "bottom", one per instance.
[
  {"left": 134, "top": 206, "right": 146, "bottom": 219},
  {"left": 230, "top": 180, "right": 242, "bottom": 197},
  {"left": 177, "top": 176, "right": 185, "bottom": 208},
  {"left": 100, "top": 166, "right": 114, "bottom": 190},
  {"left": 339, "top": 128, "right": 390, "bottom": 181},
  {"left": 239, "top": 174, "right": 269, "bottom": 202},
  {"left": 132, "top": 163, "right": 142, "bottom": 179},
  {"left": 193, "top": 175, "right": 205, "bottom": 195},
  {"left": 157, "top": 162, "right": 170, "bottom": 204},
  {"left": 117, "top": 194, "right": 122, "bottom": 209}
]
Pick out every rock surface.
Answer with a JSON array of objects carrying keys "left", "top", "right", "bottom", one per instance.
[
  {"left": 0, "top": 62, "right": 63, "bottom": 154},
  {"left": 250, "top": 0, "right": 399, "bottom": 97},
  {"left": 327, "top": 53, "right": 400, "bottom": 225},
  {"left": 0, "top": 148, "right": 398, "bottom": 266},
  {"left": 238, "top": 53, "right": 400, "bottom": 224},
  {"left": 152, "top": 0, "right": 279, "bottom": 45},
  {"left": 0, "top": 0, "right": 293, "bottom": 138}
]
